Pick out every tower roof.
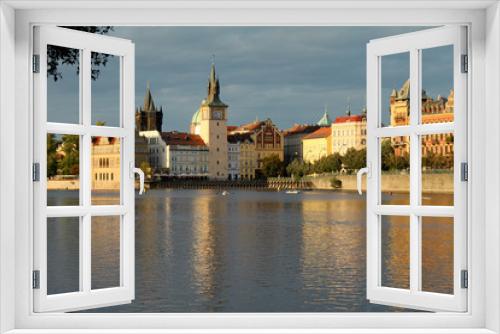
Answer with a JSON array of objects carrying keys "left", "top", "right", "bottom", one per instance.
[
  {"left": 205, "top": 63, "right": 228, "bottom": 108},
  {"left": 142, "top": 81, "right": 158, "bottom": 112},
  {"left": 317, "top": 109, "right": 332, "bottom": 126}
]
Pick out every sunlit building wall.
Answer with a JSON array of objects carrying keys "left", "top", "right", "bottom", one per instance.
[
  {"left": 302, "top": 127, "right": 332, "bottom": 163},
  {"left": 389, "top": 80, "right": 454, "bottom": 157},
  {"left": 91, "top": 137, "right": 120, "bottom": 190},
  {"left": 331, "top": 111, "right": 367, "bottom": 155}
]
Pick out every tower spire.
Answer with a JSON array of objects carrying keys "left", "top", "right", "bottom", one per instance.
[
  {"left": 346, "top": 97, "right": 352, "bottom": 116},
  {"left": 143, "top": 81, "right": 155, "bottom": 111},
  {"left": 205, "top": 56, "right": 227, "bottom": 107}
]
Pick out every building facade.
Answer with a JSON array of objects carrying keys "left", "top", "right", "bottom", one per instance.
[
  {"left": 161, "top": 132, "right": 209, "bottom": 177},
  {"left": 389, "top": 80, "right": 454, "bottom": 157},
  {"left": 227, "top": 132, "right": 256, "bottom": 180},
  {"left": 91, "top": 136, "right": 120, "bottom": 190},
  {"left": 302, "top": 127, "right": 332, "bottom": 163},
  {"left": 138, "top": 130, "right": 167, "bottom": 172},
  {"left": 283, "top": 124, "right": 321, "bottom": 163},
  {"left": 135, "top": 131, "right": 149, "bottom": 168},
  {"left": 190, "top": 64, "right": 228, "bottom": 180},
  {"left": 331, "top": 109, "right": 367, "bottom": 155},
  {"left": 227, "top": 140, "right": 240, "bottom": 180},
  {"left": 136, "top": 82, "right": 163, "bottom": 132},
  {"left": 230, "top": 118, "right": 284, "bottom": 176}
]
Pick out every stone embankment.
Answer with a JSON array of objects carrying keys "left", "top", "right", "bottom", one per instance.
[
  {"left": 47, "top": 173, "right": 453, "bottom": 194},
  {"left": 303, "top": 173, "right": 453, "bottom": 194}
]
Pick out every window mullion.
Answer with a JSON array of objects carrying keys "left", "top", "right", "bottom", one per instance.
[
  {"left": 409, "top": 48, "right": 421, "bottom": 293},
  {"left": 81, "top": 48, "right": 92, "bottom": 293}
]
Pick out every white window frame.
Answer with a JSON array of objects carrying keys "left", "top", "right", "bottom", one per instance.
[
  {"left": 365, "top": 26, "right": 468, "bottom": 312},
  {"left": 0, "top": 1, "right": 499, "bottom": 333},
  {"left": 32, "top": 26, "right": 136, "bottom": 312}
]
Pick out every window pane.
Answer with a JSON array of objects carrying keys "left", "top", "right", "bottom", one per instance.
[
  {"left": 91, "top": 136, "right": 121, "bottom": 205},
  {"left": 380, "top": 137, "right": 410, "bottom": 205},
  {"left": 421, "top": 45, "right": 454, "bottom": 125},
  {"left": 91, "top": 52, "right": 120, "bottom": 127},
  {"left": 381, "top": 215, "right": 410, "bottom": 289},
  {"left": 47, "top": 133, "right": 80, "bottom": 206},
  {"left": 91, "top": 216, "right": 121, "bottom": 289},
  {"left": 421, "top": 133, "right": 454, "bottom": 206},
  {"left": 421, "top": 216, "right": 454, "bottom": 294},
  {"left": 47, "top": 45, "right": 80, "bottom": 124},
  {"left": 47, "top": 217, "right": 80, "bottom": 295},
  {"left": 380, "top": 52, "right": 410, "bottom": 128}
]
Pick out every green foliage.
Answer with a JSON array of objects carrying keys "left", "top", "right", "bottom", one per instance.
[
  {"left": 341, "top": 147, "right": 366, "bottom": 171},
  {"left": 422, "top": 151, "right": 453, "bottom": 169},
  {"left": 46, "top": 134, "right": 59, "bottom": 177},
  {"left": 381, "top": 139, "right": 394, "bottom": 171},
  {"left": 47, "top": 27, "right": 113, "bottom": 82},
  {"left": 380, "top": 138, "right": 410, "bottom": 171},
  {"left": 58, "top": 135, "right": 79, "bottom": 176},
  {"left": 261, "top": 154, "right": 286, "bottom": 177},
  {"left": 286, "top": 158, "right": 310, "bottom": 180},
  {"left": 95, "top": 121, "right": 106, "bottom": 126},
  {"left": 313, "top": 153, "right": 343, "bottom": 174},
  {"left": 46, "top": 134, "right": 80, "bottom": 177}
]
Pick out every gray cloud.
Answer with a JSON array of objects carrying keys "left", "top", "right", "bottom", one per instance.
[{"left": 49, "top": 26, "right": 453, "bottom": 132}]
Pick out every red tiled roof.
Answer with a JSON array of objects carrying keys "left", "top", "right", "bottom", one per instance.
[
  {"left": 283, "top": 124, "right": 320, "bottom": 136},
  {"left": 161, "top": 131, "right": 206, "bottom": 146},
  {"left": 227, "top": 125, "right": 238, "bottom": 132},
  {"left": 233, "top": 120, "right": 265, "bottom": 133},
  {"left": 302, "top": 127, "right": 331, "bottom": 140},
  {"left": 334, "top": 115, "right": 365, "bottom": 124}
]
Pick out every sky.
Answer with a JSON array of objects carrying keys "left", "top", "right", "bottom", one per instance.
[{"left": 47, "top": 26, "right": 454, "bottom": 132}]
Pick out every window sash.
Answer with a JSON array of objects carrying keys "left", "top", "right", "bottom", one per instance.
[
  {"left": 32, "top": 26, "right": 136, "bottom": 313},
  {"left": 366, "top": 26, "right": 468, "bottom": 312}
]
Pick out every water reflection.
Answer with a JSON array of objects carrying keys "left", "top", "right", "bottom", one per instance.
[{"left": 46, "top": 189, "right": 453, "bottom": 312}]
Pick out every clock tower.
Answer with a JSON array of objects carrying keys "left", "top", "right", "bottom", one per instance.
[{"left": 196, "top": 63, "right": 228, "bottom": 180}]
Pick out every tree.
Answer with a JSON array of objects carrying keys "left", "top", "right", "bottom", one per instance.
[
  {"left": 48, "top": 27, "right": 113, "bottom": 82},
  {"left": 381, "top": 139, "right": 394, "bottom": 171},
  {"left": 422, "top": 151, "right": 453, "bottom": 169},
  {"left": 286, "top": 158, "right": 310, "bottom": 180},
  {"left": 47, "top": 134, "right": 60, "bottom": 177},
  {"left": 261, "top": 154, "right": 286, "bottom": 178},
  {"left": 342, "top": 148, "right": 366, "bottom": 171},
  {"left": 58, "top": 135, "right": 79, "bottom": 176}
]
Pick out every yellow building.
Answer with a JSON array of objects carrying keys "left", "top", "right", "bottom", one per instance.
[
  {"left": 91, "top": 136, "right": 120, "bottom": 190},
  {"left": 389, "top": 80, "right": 454, "bottom": 157},
  {"left": 302, "top": 127, "right": 332, "bottom": 163},
  {"left": 227, "top": 132, "right": 256, "bottom": 180},
  {"left": 331, "top": 109, "right": 367, "bottom": 155},
  {"left": 190, "top": 64, "right": 228, "bottom": 180},
  {"left": 230, "top": 118, "right": 284, "bottom": 176}
]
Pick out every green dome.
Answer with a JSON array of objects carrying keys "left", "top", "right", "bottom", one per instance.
[{"left": 191, "top": 108, "right": 202, "bottom": 124}]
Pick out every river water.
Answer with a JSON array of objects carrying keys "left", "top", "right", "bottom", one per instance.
[{"left": 47, "top": 189, "right": 453, "bottom": 312}]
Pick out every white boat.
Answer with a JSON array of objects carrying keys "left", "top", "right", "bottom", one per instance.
[
  {"left": 285, "top": 190, "right": 301, "bottom": 194},
  {"left": 221, "top": 190, "right": 229, "bottom": 196}
]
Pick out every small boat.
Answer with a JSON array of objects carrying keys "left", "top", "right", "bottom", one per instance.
[
  {"left": 285, "top": 190, "right": 301, "bottom": 194},
  {"left": 221, "top": 190, "right": 229, "bottom": 196}
]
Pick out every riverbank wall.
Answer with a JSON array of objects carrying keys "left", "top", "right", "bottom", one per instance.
[
  {"left": 47, "top": 173, "right": 453, "bottom": 194},
  {"left": 303, "top": 173, "right": 453, "bottom": 194}
]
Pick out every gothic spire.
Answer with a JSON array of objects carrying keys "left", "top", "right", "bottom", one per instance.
[
  {"left": 143, "top": 80, "right": 156, "bottom": 112},
  {"left": 206, "top": 60, "right": 227, "bottom": 107}
]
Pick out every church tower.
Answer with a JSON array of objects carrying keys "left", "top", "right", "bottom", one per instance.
[
  {"left": 135, "top": 82, "right": 163, "bottom": 132},
  {"left": 194, "top": 63, "right": 228, "bottom": 180}
]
